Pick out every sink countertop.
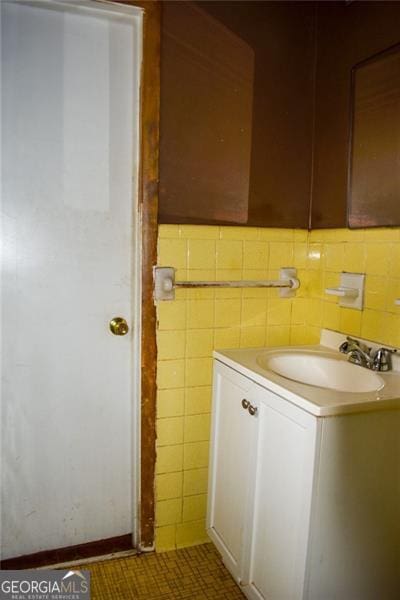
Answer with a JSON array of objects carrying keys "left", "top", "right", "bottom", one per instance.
[{"left": 213, "top": 329, "right": 400, "bottom": 417}]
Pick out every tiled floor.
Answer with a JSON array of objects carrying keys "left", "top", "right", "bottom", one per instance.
[{"left": 77, "top": 543, "right": 245, "bottom": 599}]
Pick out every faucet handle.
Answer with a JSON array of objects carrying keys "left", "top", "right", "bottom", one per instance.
[
  {"left": 372, "top": 347, "right": 397, "bottom": 371},
  {"left": 339, "top": 336, "right": 371, "bottom": 354},
  {"left": 339, "top": 336, "right": 357, "bottom": 353}
]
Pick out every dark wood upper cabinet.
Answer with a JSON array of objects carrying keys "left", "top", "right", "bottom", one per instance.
[
  {"left": 159, "top": 1, "right": 253, "bottom": 225},
  {"left": 348, "top": 45, "right": 400, "bottom": 228},
  {"left": 311, "top": 1, "right": 400, "bottom": 229},
  {"left": 159, "top": 1, "right": 315, "bottom": 228},
  {"left": 159, "top": 1, "right": 400, "bottom": 229}
]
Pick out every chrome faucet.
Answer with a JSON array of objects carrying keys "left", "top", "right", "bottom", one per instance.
[{"left": 339, "top": 336, "right": 396, "bottom": 372}]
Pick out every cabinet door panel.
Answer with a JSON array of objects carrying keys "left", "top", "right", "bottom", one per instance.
[
  {"left": 159, "top": 1, "right": 314, "bottom": 228},
  {"left": 207, "top": 362, "right": 258, "bottom": 582},
  {"left": 246, "top": 390, "right": 317, "bottom": 600},
  {"left": 159, "top": 1, "right": 253, "bottom": 225},
  {"left": 349, "top": 44, "right": 400, "bottom": 228}
]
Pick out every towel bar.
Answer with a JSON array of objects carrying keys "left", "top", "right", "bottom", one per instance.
[{"left": 154, "top": 267, "right": 300, "bottom": 301}]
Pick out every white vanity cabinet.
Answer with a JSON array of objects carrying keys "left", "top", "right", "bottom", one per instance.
[
  {"left": 207, "top": 356, "right": 400, "bottom": 600},
  {"left": 207, "top": 360, "right": 318, "bottom": 599}
]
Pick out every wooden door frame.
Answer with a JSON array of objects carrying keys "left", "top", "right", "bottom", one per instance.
[
  {"left": 115, "top": 0, "right": 160, "bottom": 551},
  {"left": 94, "top": 0, "right": 160, "bottom": 553},
  {"left": 131, "top": 0, "right": 160, "bottom": 551}
]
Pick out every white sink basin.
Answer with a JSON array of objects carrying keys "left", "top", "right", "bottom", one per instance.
[{"left": 256, "top": 350, "right": 385, "bottom": 393}]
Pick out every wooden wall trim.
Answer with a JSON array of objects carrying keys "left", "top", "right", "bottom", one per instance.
[
  {"left": 0, "top": 535, "right": 133, "bottom": 570},
  {"left": 135, "top": 0, "right": 160, "bottom": 550},
  {"left": 116, "top": 0, "right": 160, "bottom": 550}
]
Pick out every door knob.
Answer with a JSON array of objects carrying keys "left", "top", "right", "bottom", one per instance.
[{"left": 109, "top": 317, "right": 129, "bottom": 336}]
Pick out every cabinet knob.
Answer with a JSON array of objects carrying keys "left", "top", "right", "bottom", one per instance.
[
  {"left": 241, "top": 399, "right": 250, "bottom": 410},
  {"left": 248, "top": 404, "right": 258, "bottom": 416}
]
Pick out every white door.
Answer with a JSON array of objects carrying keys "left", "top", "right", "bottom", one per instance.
[
  {"left": 1, "top": 0, "right": 142, "bottom": 560},
  {"left": 207, "top": 362, "right": 259, "bottom": 584}
]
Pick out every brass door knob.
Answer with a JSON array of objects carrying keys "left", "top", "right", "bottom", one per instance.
[{"left": 109, "top": 317, "right": 129, "bottom": 336}]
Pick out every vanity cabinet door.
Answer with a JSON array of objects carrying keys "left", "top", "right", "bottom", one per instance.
[
  {"left": 207, "top": 361, "right": 259, "bottom": 585},
  {"left": 244, "top": 389, "right": 318, "bottom": 600}
]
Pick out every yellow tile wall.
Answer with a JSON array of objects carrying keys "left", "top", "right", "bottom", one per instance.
[
  {"left": 155, "top": 224, "right": 400, "bottom": 551},
  {"left": 307, "top": 228, "right": 400, "bottom": 347}
]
